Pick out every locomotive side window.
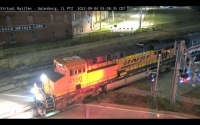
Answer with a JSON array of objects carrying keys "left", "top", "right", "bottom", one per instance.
[
  {"left": 78, "top": 69, "right": 82, "bottom": 73},
  {"left": 70, "top": 69, "right": 73, "bottom": 76},
  {"left": 83, "top": 67, "right": 85, "bottom": 72},
  {"left": 74, "top": 70, "right": 78, "bottom": 74}
]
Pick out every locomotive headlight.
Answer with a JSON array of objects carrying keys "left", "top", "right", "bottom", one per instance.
[{"left": 41, "top": 74, "right": 48, "bottom": 82}]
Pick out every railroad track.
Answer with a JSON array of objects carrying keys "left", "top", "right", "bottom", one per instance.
[{"left": 0, "top": 61, "right": 53, "bottom": 79}]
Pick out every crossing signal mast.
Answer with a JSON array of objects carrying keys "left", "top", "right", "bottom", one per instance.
[
  {"left": 170, "top": 40, "right": 200, "bottom": 104},
  {"left": 146, "top": 54, "right": 161, "bottom": 96}
]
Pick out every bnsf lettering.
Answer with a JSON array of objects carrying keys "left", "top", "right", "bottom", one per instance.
[
  {"left": 123, "top": 55, "right": 150, "bottom": 66},
  {"left": 69, "top": 76, "right": 82, "bottom": 84}
]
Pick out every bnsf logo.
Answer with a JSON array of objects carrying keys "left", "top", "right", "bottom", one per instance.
[{"left": 123, "top": 55, "right": 150, "bottom": 66}]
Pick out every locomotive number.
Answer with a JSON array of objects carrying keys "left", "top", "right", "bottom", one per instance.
[{"left": 69, "top": 76, "right": 82, "bottom": 84}]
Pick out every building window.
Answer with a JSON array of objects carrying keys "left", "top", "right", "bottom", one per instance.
[
  {"left": 9, "top": 32, "right": 16, "bottom": 43},
  {"left": 28, "top": 16, "right": 33, "bottom": 24},
  {"left": 64, "top": 14, "right": 68, "bottom": 22},
  {"left": 65, "top": 29, "right": 69, "bottom": 37},
  {"left": 52, "top": 31, "right": 56, "bottom": 40},
  {"left": 73, "top": 13, "right": 76, "bottom": 21},
  {"left": 50, "top": 14, "right": 54, "bottom": 23},
  {"left": 31, "top": 30, "right": 36, "bottom": 41},
  {"left": 80, "top": 25, "right": 83, "bottom": 33},
  {"left": 6, "top": 16, "right": 12, "bottom": 25}
]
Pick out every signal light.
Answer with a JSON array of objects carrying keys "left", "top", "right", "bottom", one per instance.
[{"left": 148, "top": 73, "right": 156, "bottom": 82}]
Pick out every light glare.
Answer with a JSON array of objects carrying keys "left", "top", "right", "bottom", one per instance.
[{"left": 40, "top": 74, "right": 47, "bottom": 82}]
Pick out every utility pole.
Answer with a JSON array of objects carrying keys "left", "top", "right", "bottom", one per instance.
[
  {"left": 149, "top": 54, "right": 161, "bottom": 96},
  {"left": 170, "top": 41, "right": 182, "bottom": 104},
  {"left": 112, "top": 11, "right": 114, "bottom": 23},
  {"left": 139, "top": 7, "right": 143, "bottom": 29},
  {"left": 154, "top": 54, "right": 161, "bottom": 97},
  {"left": 100, "top": 11, "right": 101, "bottom": 30}
]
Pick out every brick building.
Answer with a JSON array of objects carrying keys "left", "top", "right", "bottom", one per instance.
[{"left": 0, "top": 11, "right": 108, "bottom": 46}]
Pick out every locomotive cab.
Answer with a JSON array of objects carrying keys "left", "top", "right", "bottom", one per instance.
[{"left": 43, "top": 56, "right": 87, "bottom": 96}]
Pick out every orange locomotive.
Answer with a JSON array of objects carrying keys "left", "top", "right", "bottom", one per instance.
[{"left": 33, "top": 39, "right": 176, "bottom": 116}]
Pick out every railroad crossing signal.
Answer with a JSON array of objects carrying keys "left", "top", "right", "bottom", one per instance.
[{"left": 170, "top": 40, "right": 199, "bottom": 104}]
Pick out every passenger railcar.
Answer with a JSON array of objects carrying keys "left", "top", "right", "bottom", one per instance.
[{"left": 32, "top": 32, "right": 200, "bottom": 116}]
